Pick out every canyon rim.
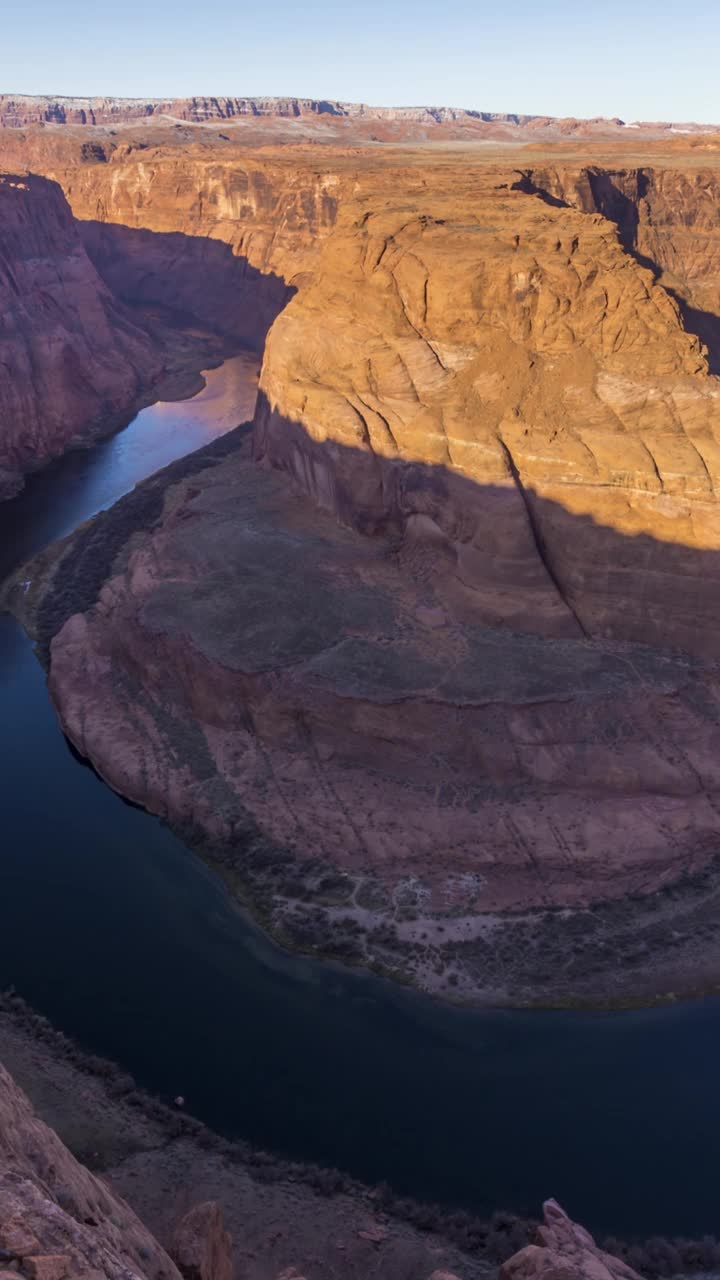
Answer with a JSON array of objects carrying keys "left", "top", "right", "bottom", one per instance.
[
  {"left": 4, "top": 110, "right": 720, "bottom": 1003},
  {"left": 3, "top": 70, "right": 720, "bottom": 1275}
]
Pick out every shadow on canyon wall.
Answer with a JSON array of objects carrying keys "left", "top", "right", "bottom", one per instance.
[
  {"left": 80, "top": 221, "right": 296, "bottom": 351},
  {"left": 580, "top": 170, "right": 720, "bottom": 369},
  {"left": 81, "top": 201, "right": 720, "bottom": 381},
  {"left": 27, "top": 394, "right": 720, "bottom": 937},
  {"left": 253, "top": 387, "right": 720, "bottom": 667},
  {"left": 51, "top": 216, "right": 720, "bottom": 672}
]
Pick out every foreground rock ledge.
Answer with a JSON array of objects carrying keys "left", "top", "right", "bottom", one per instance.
[
  {"left": 501, "top": 1201, "right": 642, "bottom": 1280},
  {"left": 0, "top": 1054, "right": 639, "bottom": 1280}
]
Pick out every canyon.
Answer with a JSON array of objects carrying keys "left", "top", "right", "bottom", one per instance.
[
  {"left": 4, "top": 123, "right": 720, "bottom": 1001},
  {"left": 4, "top": 103, "right": 720, "bottom": 1267},
  {"left": 0, "top": 163, "right": 248, "bottom": 499},
  {"left": 0, "top": 172, "right": 160, "bottom": 498}
]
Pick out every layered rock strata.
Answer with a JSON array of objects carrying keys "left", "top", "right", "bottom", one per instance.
[
  {"left": 518, "top": 166, "right": 720, "bottom": 374},
  {"left": 10, "top": 131, "right": 720, "bottom": 1001},
  {"left": 255, "top": 178, "right": 720, "bottom": 658},
  {"left": 41, "top": 427, "right": 720, "bottom": 1003},
  {"left": 0, "top": 172, "right": 161, "bottom": 496},
  {"left": 0, "top": 1059, "right": 184, "bottom": 1279},
  {"left": 1, "top": 95, "right": 718, "bottom": 138}
]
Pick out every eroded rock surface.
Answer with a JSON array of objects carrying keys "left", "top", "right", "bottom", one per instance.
[
  {"left": 1, "top": 95, "right": 719, "bottom": 140},
  {"left": 501, "top": 1201, "right": 642, "bottom": 1280},
  {"left": 0, "top": 1060, "right": 181, "bottom": 1279},
  {"left": 42, "top": 424, "right": 720, "bottom": 1002},
  {"left": 10, "top": 127, "right": 720, "bottom": 1002},
  {"left": 0, "top": 171, "right": 161, "bottom": 496},
  {"left": 0, "top": 1023, "right": 655, "bottom": 1280},
  {"left": 255, "top": 174, "right": 720, "bottom": 659},
  {"left": 170, "top": 1203, "right": 232, "bottom": 1280}
]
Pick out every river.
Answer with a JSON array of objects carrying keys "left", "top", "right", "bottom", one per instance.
[{"left": 0, "top": 355, "right": 718, "bottom": 1241}]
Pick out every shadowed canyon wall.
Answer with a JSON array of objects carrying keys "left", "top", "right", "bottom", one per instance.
[
  {"left": 8, "top": 132, "right": 720, "bottom": 1000},
  {"left": 47, "top": 148, "right": 342, "bottom": 345},
  {"left": 0, "top": 172, "right": 161, "bottom": 496}
]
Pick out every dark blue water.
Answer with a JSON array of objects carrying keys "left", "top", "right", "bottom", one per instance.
[{"left": 0, "top": 359, "right": 718, "bottom": 1240}]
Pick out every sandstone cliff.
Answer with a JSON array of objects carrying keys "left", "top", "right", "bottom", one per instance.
[
  {"left": 0, "top": 1059, "right": 184, "bottom": 1279},
  {"left": 11, "top": 130, "right": 720, "bottom": 1002},
  {"left": 255, "top": 175, "right": 720, "bottom": 659},
  {"left": 0, "top": 136, "right": 344, "bottom": 347},
  {"left": 0, "top": 172, "right": 161, "bottom": 496},
  {"left": 1, "top": 94, "right": 718, "bottom": 139},
  {"left": 514, "top": 165, "right": 720, "bottom": 365}
]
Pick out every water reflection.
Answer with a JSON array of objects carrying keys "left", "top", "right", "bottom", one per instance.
[{"left": 0, "top": 354, "right": 259, "bottom": 583}]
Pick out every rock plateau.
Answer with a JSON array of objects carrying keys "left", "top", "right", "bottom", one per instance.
[{"left": 6, "top": 120, "right": 720, "bottom": 1001}]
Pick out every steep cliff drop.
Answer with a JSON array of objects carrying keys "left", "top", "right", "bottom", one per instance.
[
  {"left": 0, "top": 165, "right": 259, "bottom": 499},
  {"left": 0, "top": 173, "right": 164, "bottom": 498},
  {"left": 0, "top": 1058, "right": 187, "bottom": 1280},
  {"left": 7, "top": 127, "right": 720, "bottom": 1004}
]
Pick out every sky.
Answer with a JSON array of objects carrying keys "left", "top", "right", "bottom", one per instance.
[{"left": 2, "top": 0, "right": 720, "bottom": 124}]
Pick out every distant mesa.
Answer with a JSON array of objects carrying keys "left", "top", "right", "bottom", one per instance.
[{"left": 0, "top": 93, "right": 718, "bottom": 138}]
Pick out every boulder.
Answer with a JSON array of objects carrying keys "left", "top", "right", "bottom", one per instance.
[
  {"left": 501, "top": 1200, "right": 642, "bottom": 1280},
  {"left": 170, "top": 1202, "right": 232, "bottom": 1280}
]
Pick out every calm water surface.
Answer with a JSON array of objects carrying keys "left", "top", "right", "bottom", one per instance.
[{"left": 0, "top": 356, "right": 718, "bottom": 1239}]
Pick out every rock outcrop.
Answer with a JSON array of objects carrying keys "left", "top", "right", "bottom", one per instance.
[
  {"left": 0, "top": 171, "right": 161, "bottom": 496},
  {"left": 170, "top": 1204, "right": 232, "bottom": 1280},
  {"left": 0, "top": 1059, "right": 183, "bottom": 1279},
  {"left": 255, "top": 175, "right": 720, "bottom": 659},
  {"left": 501, "top": 1201, "right": 642, "bottom": 1280},
  {"left": 514, "top": 165, "right": 720, "bottom": 366}
]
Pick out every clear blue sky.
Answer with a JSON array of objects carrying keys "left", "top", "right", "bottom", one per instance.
[{"left": 2, "top": 0, "right": 719, "bottom": 123}]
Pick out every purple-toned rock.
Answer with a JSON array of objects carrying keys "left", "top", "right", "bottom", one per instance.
[
  {"left": 501, "top": 1201, "right": 642, "bottom": 1280},
  {"left": 170, "top": 1202, "right": 232, "bottom": 1280}
]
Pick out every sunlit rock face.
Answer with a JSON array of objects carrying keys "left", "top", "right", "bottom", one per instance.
[
  {"left": 256, "top": 174, "right": 720, "bottom": 659},
  {"left": 1, "top": 94, "right": 719, "bottom": 142},
  {"left": 11, "top": 127, "right": 720, "bottom": 1001}
]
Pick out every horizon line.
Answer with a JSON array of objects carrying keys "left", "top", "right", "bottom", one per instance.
[{"left": 2, "top": 90, "right": 720, "bottom": 129}]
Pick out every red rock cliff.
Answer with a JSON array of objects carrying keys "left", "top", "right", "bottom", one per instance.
[
  {"left": 13, "top": 132, "right": 720, "bottom": 1003},
  {"left": 0, "top": 172, "right": 161, "bottom": 495}
]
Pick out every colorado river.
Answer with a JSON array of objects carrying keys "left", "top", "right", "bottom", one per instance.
[{"left": 0, "top": 357, "right": 718, "bottom": 1240}]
